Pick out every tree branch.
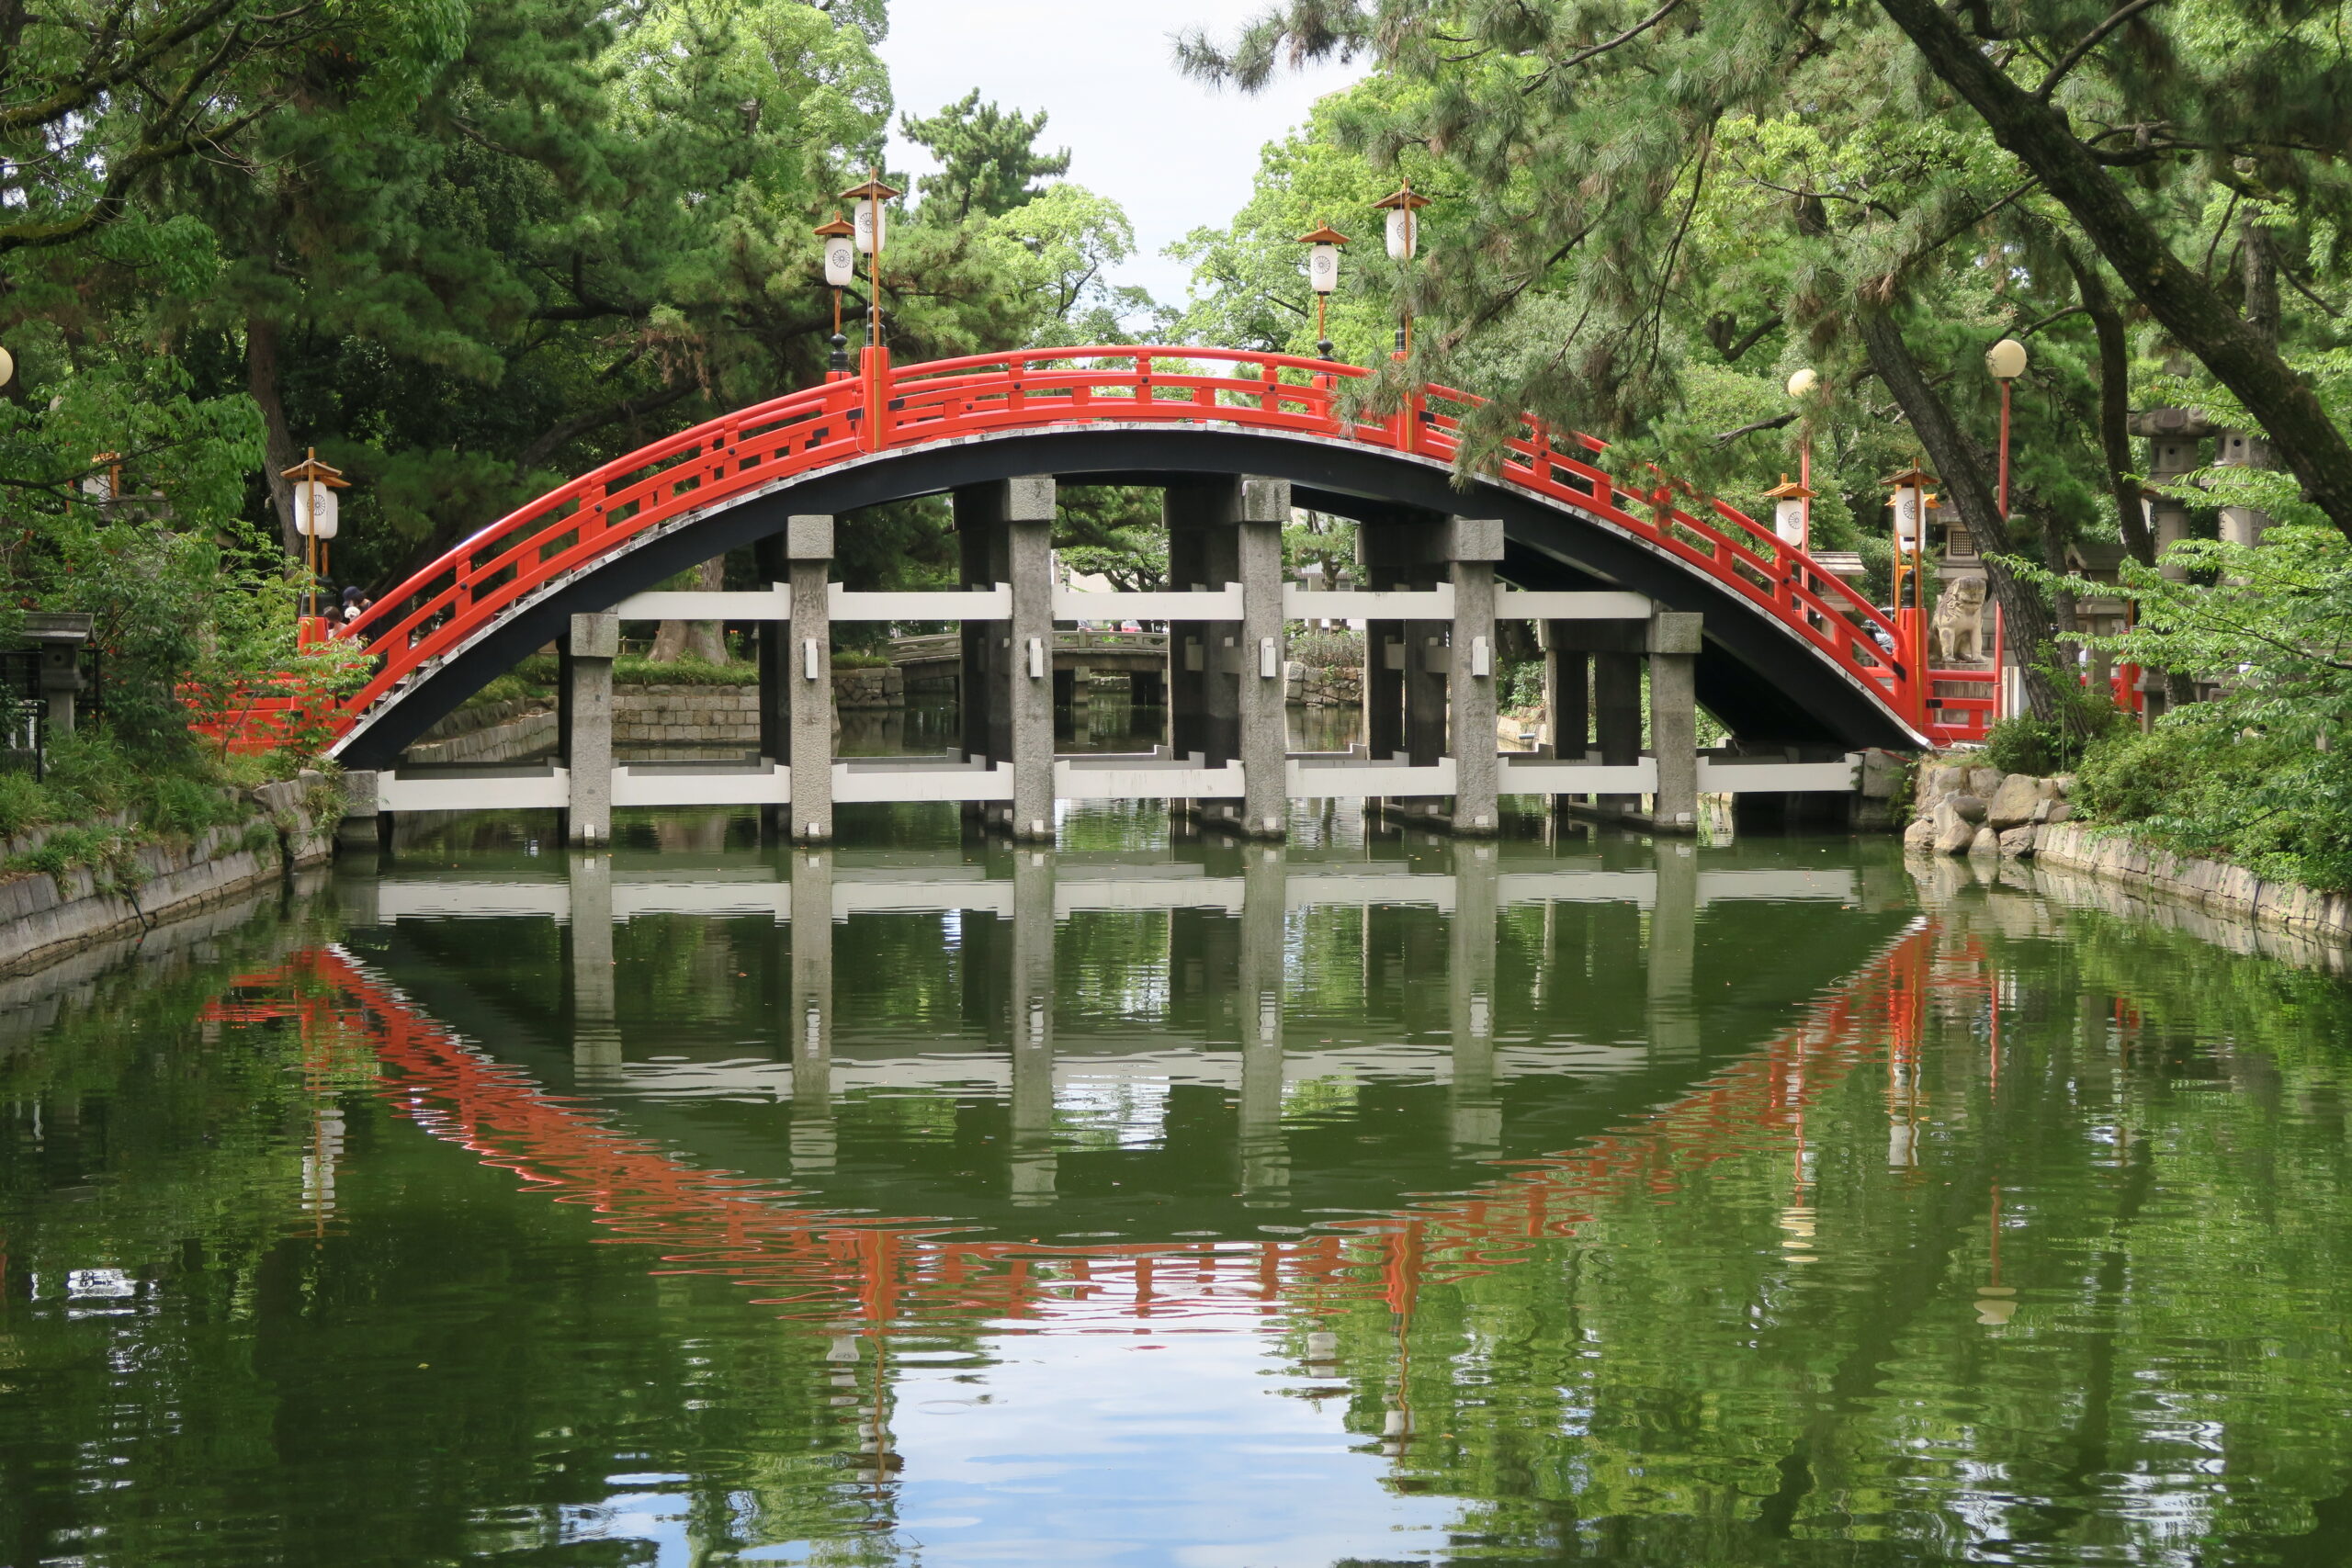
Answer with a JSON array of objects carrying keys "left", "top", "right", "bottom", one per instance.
[{"left": 2034, "top": 0, "right": 2169, "bottom": 101}]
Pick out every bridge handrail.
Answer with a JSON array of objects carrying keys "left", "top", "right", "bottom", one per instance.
[{"left": 330, "top": 345, "right": 1917, "bottom": 743}]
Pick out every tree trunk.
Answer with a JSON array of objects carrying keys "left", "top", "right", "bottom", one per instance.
[
  {"left": 245, "top": 315, "right": 302, "bottom": 560},
  {"left": 2068, "top": 253, "right": 2157, "bottom": 570},
  {"left": 649, "top": 558, "right": 729, "bottom": 664},
  {"left": 1874, "top": 0, "right": 2352, "bottom": 546},
  {"left": 1857, "top": 308, "right": 2086, "bottom": 737}
]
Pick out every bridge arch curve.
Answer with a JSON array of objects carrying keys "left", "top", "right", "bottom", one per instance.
[{"left": 332, "top": 353, "right": 1925, "bottom": 769}]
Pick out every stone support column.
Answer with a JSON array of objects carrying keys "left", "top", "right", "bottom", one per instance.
[
  {"left": 1402, "top": 595, "right": 1449, "bottom": 822},
  {"left": 1542, "top": 624, "right": 1591, "bottom": 816},
  {"left": 1008, "top": 847, "right": 1057, "bottom": 1203},
  {"left": 1236, "top": 843, "right": 1288, "bottom": 1203},
  {"left": 1003, "top": 478, "right": 1058, "bottom": 842},
  {"left": 754, "top": 536, "right": 790, "bottom": 839},
  {"left": 1446, "top": 517, "right": 1502, "bottom": 836},
  {"left": 954, "top": 489, "right": 1003, "bottom": 778},
  {"left": 1357, "top": 525, "right": 1410, "bottom": 763},
  {"left": 1646, "top": 610, "right": 1702, "bottom": 834},
  {"left": 1237, "top": 479, "right": 1291, "bottom": 838},
  {"left": 569, "top": 850, "right": 621, "bottom": 1086},
  {"left": 562, "top": 611, "right": 617, "bottom": 846},
  {"left": 1449, "top": 840, "right": 1501, "bottom": 1159},
  {"left": 786, "top": 514, "right": 834, "bottom": 844},
  {"left": 789, "top": 848, "right": 836, "bottom": 1175}
]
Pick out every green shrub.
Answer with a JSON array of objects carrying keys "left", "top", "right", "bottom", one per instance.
[
  {"left": 1288, "top": 627, "right": 1363, "bottom": 670},
  {"left": 831, "top": 649, "right": 890, "bottom": 669},
  {"left": 0, "top": 773, "right": 59, "bottom": 840},
  {"left": 2074, "top": 720, "right": 2352, "bottom": 893}
]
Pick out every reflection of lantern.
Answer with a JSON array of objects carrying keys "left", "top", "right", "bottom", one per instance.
[
  {"left": 1374, "top": 182, "right": 1430, "bottom": 261},
  {"left": 1762, "top": 473, "right": 1815, "bottom": 549}
]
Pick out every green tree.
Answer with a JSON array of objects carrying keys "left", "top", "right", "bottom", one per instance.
[{"left": 901, "top": 89, "right": 1071, "bottom": 222}]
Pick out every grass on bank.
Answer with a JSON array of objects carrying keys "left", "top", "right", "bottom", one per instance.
[{"left": 0, "top": 729, "right": 322, "bottom": 884}]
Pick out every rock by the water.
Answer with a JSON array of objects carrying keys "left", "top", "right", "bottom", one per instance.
[
  {"left": 1968, "top": 767, "right": 2004, "bottom": 798},
  {"left": 1986, "top": 773, "right": 2042, "bottom": 831},
  {"left": 1904, "top": 817, "right": 1937, "bottom": 852},
  {"left": 1997, "top": 826, "right": 2037, "bottom": 858},
  {"left": 1948, "top": 794, "right": 1988, "bottom": 824},
  {"left": 1934, "top": 805, "right": 1978, "bottom": 855},
  {"left": 1968, "top": 826, "right": 2001, "bottom": 857}
]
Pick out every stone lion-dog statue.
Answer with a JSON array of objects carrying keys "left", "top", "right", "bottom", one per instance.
[{"left": 1933, "top": 577, "right": 1988, "bottom": 664}]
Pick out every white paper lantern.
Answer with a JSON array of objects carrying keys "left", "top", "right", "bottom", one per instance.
[
  {"left": 824, "top": 236, "right": 855, "bottom": 287},
  {"left": 294, "top": 483, "right": 339, "bottom": 540},
  {"left": 854, "top": 198, "right": 885, "bottom": 255},
  {"left": 1385, "top": 207, "right": 1417, "bottom": 262},
  {"left": 1892, "top": 485, "right": 1922, "bottom": 552},
  {"left": 1774, "top": 496, "right": 1806, "bottom": 547},
  {"left": 1307, "top": 242, "right": 1345, "bottom": 297}
]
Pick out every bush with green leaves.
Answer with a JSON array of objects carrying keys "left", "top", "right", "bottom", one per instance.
[{"left": 2031, "top": 516, "right": 2352, "bottom": 892}]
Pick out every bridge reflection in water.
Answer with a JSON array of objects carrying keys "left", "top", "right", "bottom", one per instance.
[{"left": 208, "top": 834, "right": 1920, "bottom": 1494}]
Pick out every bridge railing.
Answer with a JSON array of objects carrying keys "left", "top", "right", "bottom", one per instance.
[{"left": 332, "top": 345, "right": 1918, "bottom": 745}]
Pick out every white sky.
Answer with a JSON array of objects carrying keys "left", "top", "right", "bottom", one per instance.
[{"left": 877, "top": 0, "right": 1362, "bottom": 310}]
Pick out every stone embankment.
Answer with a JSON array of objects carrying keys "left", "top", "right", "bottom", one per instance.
[
  {"left": 0, "top": 775, "right": 337, "bottom": 976},
  {"left": 1905, "top": 759, "right": 2350, "bottom": 945},
  {"left": 1285, "top": 662, "right": 1361, "bottom": 708},
  {"left": 1903, "top": 762, "right": 2076, "bottom": 861}
]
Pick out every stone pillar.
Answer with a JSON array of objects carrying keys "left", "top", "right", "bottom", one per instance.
[
  {"left": 1591, "top": 626, "right": 1647, "bottom": 818},
  {"left": 786, "top": 514, "right": 834, "bottom": 844},
  {"left": 789, "top": 847, "right": 836, "bottom": 1175},
  {"left": 1646, "top": 610, "right": 1702, "bottom": 834},
  {"left": 563, "top": 611, "right": 617, "bottom": 846},
  {"left": 1008, "top": 846, "right": 1057, "bottom": 1204},
  {"left": 1645, "top": 840, "right": 1700, "bottom": 1063},
  {"left": 2215, "top": 430, "right": 2271, "bottom": 547},
  {"left": 1402, "top": 589, "right": 1449, "bottom": 822},
  {"left": 755, "top": 535, "right": 789, "bottom": 839},
  {"left": 1542, "top": 623, "right": 1591, "bottom": 816},
  {"left": 1449, "top": 840, "right": 1501, "bottom": 1159},
  {"left": 1238, "top": 478, "right": 1290, "bottom": 838},
  {"left": 1004, "top": 478, "right": 1057, "bottom": 842},
  {"left": 1236, "top": 842, "right": 1288, "bottom": 1203},
  {"left": 1447, "top": 517, "right": 1502, "bottom": 836},
  {"left": 2146, "top": 432, "right": 2205, "bottom": 581},
  {"left": 954, "top": 488, "right": 1002, "bottom": 778},
  {"left": 1358, "top": 524, "right": 1410, "bottom": 762},
  {"left": 569, "top": 850, "right": 621, "bottom": 1086},
  {"left": 1167, "top": 487, "right": 1214, "bottom": 766}
]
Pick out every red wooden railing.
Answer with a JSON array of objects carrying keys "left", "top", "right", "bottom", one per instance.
[{"left": 326, "top": 346, "right": 1950, "bottom": 749}]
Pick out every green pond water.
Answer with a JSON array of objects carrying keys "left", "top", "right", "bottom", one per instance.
[{"left": 3, "top": 795, "right": 2350, "bottom": 1567}]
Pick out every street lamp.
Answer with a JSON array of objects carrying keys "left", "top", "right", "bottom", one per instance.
[
  {"left": 839, "top": 170, "right": 902, "bottom": 350},
  {"left": 1295, "top": 222, "right": 1350, "bottom": 359},
  {"left": 1785, "top": 367, "right": 1820, "bottom": 540},
  {"left": 1762, "top": 473, "right": 1815, "bottom": 552},
  {"left": 1884, "top": 461, "right": 1934, "bottom": 712},
  {"left": 282, "top": 448, "right": 349, "bottom": 627},
  {"left": 1372, "top": 182, "right": 1430, "bottom": 354},
  {"left": 1985, "top": 336, "right": 2027, "bottom": 519},
  {"left": 0, "top": 344, "right": 14, "bottom": 389},
  {"left": 814, "top": 211, "right": 856, "bottom": 377}
]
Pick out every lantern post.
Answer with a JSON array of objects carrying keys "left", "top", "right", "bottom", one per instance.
[
  {"left": 1371, "top": 182, "right": 1430, "bottom": 355},
  {"left": 1785, "top": 367, "right": 1819, "bottom": 545},
  {"left": 1762, "top": 473, "right": 1815, "bottom": 556},
  {"left": 1295, "top": 222, "right": 1350, "bottom": 360},
  {"left": 839, "top": 172, "right": 902, "bottom": 351},
  {"left": 814, "top": 211, "right": 856, "bottom": 378},
  {"left": 1984, "top": 337, "right": 2027, "bottom": 519},
  {"left": 1884, "top": 462, "right": 1935, "bottom": 726},
  {"left": 281, "top": 448, "right": 349, "bottom": 635}
]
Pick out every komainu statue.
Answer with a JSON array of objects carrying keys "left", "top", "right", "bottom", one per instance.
[{"left": 1932, "top": 576, "right": 1988, "bottom": 663}]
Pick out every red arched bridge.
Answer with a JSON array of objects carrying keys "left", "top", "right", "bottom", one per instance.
[{"left": 319, "top": 348, "right": 1969, "bottom": 834}]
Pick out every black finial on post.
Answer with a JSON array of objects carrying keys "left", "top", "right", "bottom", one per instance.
[
  {"left": 1317, "top": 339, "right": 1336, "bottom": 361},
  {"left": 829, "top": 333, "right": 849, "bottom": 373}
]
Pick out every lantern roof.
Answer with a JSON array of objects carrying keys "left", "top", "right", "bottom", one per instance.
[
  {"left": 1295, "top": 222, "right": 1351, "bottom": 245},
  {"left": 280, "top": 448, "right": 349, "bottom": 487},
  {"left": 1372, "top": 181, "right": 1431, "bottom": 212},
  {"left": 1761, "top": 472, "right": 1815, "bottom": 502},
  {"left": 839, "top": 173, "right": 902, "bottom": 202},
  {"left": 1881, "top": 462, "right": 1935, "bottom": 490},
  {"left": 812, "top": 211, "right": 856, "bottom": 238}
]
